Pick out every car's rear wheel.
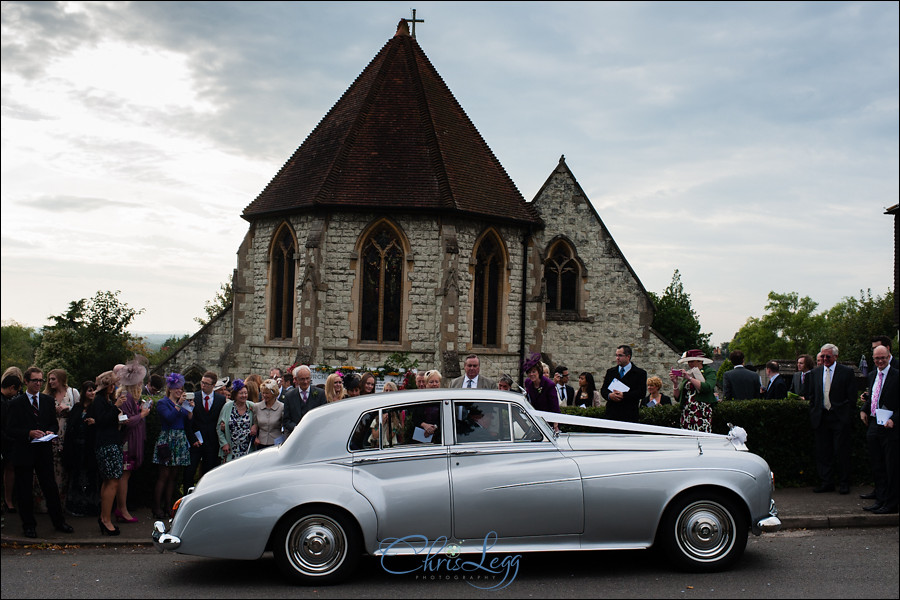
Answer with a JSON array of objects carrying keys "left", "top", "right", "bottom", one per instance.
[
  {"left": 659, "top": 490, "right": 748, "bottom": 572},
  {"left": 274, "top": 507, "right": 361, "bottom": 585}
]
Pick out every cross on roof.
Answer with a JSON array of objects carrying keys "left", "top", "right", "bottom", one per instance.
[{"left": 407, "top": 8, "right": 424, "bottom": 39}]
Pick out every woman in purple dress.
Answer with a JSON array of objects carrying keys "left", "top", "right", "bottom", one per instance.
[
  {"left": 115, "top": 356, "right": 150, "bottom": 523},
  {"left": 522, "top": 353, "right": 560, "bottom": 433}
]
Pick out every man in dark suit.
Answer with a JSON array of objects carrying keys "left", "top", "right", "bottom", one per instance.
[
  {"left": 763, "top": 361, "right": 789, "bottom": 399},
  {"left": 722, "top": 350, "right": 760, "bottom": 401},
  {"left": 859, "top": 345, "right": 899, "bottom": 514},
  {"left": 5, "top": 367, "right": 73, "bottom": 538},
  {"left": 184, "top": 370, "right": 226, "bottom": 492},
  {"left": 553, "top": 365, "right": 576, "bottom": 408},
  {"left": 808, "top": 343, "right": 857, "bottom": 495},
  {"left": 600, "top": 345, "right": 647, "bottom": 422},
  {"left": 283, "top": 365, "right": 326, "bottom": 438},
  {"left": 871, "top": 335, "right": 897, "bottom": 368},
  {"left": 791, "top": 354, "right": 814, "bottom": 399},
  {"left": 449, "top": 354, "right": 495, "bottom": 389}
]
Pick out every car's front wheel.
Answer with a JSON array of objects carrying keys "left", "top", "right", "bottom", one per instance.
[
  {"left": 659, "top": 490, "right": 748, "bottom": 572},
  {"left": 274, "top": 507, "right": 361, "bottom": 584}
]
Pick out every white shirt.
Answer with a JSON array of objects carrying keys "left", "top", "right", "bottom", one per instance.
[{"left": 464, "top": 377, "right": 478, "bottom": 388}]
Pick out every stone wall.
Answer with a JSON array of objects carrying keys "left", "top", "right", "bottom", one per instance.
[
  {"left": 529, "top": 157, "right": 680, "bottom": 382},
  {"left": 160, "top": 159, "right": 678, "bottom": 385}
]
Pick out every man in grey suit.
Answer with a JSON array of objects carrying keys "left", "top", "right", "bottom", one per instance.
[
  {"left": 808, "top": 343, "right": 857, "bottom": 494},
  {"left": 722, "top": 350, "right": 760, "bottom": 401},
  {"left": 449, "top": 354, "right": 495, "bottom": 389}
]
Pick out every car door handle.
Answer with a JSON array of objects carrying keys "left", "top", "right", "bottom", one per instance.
[{"left": 451, "top": 449, "right": 479, "bottom": 455}]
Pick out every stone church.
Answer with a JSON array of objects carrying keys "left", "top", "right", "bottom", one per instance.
[{"left": 159, "top": 20, "right": 680, "bottom": 386}]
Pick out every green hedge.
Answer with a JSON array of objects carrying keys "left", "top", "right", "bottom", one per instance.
[{"left": 560, "top": 399, "right": 872, "bottom": 488}]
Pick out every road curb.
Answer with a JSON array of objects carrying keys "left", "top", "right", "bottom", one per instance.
[{"left": 3, "top": 514, "right": 897, "bottom": 548}]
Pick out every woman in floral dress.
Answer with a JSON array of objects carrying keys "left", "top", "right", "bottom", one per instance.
[
  {"left": 671, "top": 349, "right": 718, "bottom": 433},
  {"left": 217, "top": 379, "right": 256, "bottom": 462}
]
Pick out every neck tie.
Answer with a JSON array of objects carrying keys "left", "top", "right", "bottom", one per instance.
[
  {"left": 466, "top": 379, "right": 473, "bottom": 388},
  {"left": 871, "top": 371, "right": 884, "bottom": 416},
  {"left": 619, "top": 367, "right": 625, "bottom": 378},
  {"left": 823, "top": 367, "right": 832, "bottom": 410},
  {"left": 31, "top": 395, "right": 39, "bottom": 415},
  {"left": 205, "top": 396, "right": 210, "bottom": 412},
  {"left": 302, "top": 390, "right": 308, "bottom": 403}
]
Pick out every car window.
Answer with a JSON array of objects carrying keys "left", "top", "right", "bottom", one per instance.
[
  {"left": 349, "top": 401, "right": 443, "bottom": 451},
  {"left": 511, "top": 404, "right": 545, "bottom": 442},
  {"left": 454, "top": 401, "right": 511, "bottom": 444}
]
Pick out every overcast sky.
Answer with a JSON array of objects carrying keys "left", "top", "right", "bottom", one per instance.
[{"left": 2, "top": 1, "right": 897, "bottom": 346}]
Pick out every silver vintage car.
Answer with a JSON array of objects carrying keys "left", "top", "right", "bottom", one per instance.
[{"left": 153, "top": 389, "right": 781, "bottom": 584}]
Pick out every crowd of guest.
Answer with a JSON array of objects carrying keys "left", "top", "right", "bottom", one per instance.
[{"left": 1, "top": 334, "right": 896, "bottom": 538}]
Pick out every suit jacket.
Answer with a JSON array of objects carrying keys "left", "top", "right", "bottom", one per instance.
[
  {"left": 723, "top": 366, "right": 760, "bottom": 401},
  {"left": 449, "top": 375, "right": 496, "bottom": 389},
  {"left": 189, "top": 391, "right": 226, "bottom": 446},
  {"left": 5, "top": 392, "right": 58, "bottom": 466},
  {"left": 808, "top": 363, "right": 857, "bottom": 428},
  {"left": 600, "top": 363, "right": 647, "bottom": 422},
  {"left": 864, "top": 366, "right": 899, "bottom": 424},
  {"left": 791, "top": 371, "right": 811, "bottom": 398},
  {"left": 283, "top": 386, "right": 327, "bottom": 437},
  {"left": 764, "top": 374, "right": 789, "bottom": 400}
]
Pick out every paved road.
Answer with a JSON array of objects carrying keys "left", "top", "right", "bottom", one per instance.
[{"left": 2, "top": 526, "right": 897, "bottom": 598}]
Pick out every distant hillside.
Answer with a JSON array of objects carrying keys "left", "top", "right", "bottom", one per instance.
[{"left": 135, "top": 332, "right": 191, "bottom": 352}]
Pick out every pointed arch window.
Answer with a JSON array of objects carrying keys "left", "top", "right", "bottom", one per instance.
[
  {"left": 360, "top": 223, "right": 404, "bottom": 343},
  {"left": 473, "top": 232, "right": 504, "bottom": 347},
  {"left": 270, "top": 225, "right": 296, "bottom": 340},
  {"left": 545, "top": 239, "right": 579, "bottom": 313}
]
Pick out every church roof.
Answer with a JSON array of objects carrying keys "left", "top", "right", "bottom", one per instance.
[{"left": 242, "top": 20, "right": 541, "bottom": 226}]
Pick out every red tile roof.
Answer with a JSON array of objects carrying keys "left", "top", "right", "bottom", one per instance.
[{"left": 242, "top": 21, "right": 541, "bottom": 226}]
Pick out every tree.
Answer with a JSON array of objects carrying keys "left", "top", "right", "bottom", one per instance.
[
  {"left": 822, "top": 289, "right": 894, "bottom": 367},
  {"left": 649, "top": 270, "right": 713, "bottom": 356},
  {"left": 195, "top": 274, "right": 233, "bottom": 326},
  {"left": 34, "top": 290, "right": 144, "bottom": 386},
  {"left": 149, "top": 333, "right": 191, "bottom": 366},
  {"left": 730, "top": 292, "right": 825, "bottom": 365},
  {"left": 1, "top": 321, "right": 42, "bottom": 374}
]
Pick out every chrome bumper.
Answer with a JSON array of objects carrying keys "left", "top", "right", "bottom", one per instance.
[
  {"left": 755, "top": 499, "right": 782, "bottom": 533},
  {"left": 152, "top": 520, "right": 182, "bottom": 552}
]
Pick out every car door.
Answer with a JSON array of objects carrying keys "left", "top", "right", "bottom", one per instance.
[
  {"left": 351, "top": 401, "right": 452, "bottom": 543},
  {"left": 449, "top": 401, "right": 584, "bottom": 540}
]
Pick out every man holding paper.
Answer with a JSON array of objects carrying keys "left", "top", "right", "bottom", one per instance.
[
  {"left": 600, "top": 345, "right": 647, "bottom": 423},
  {"left": 6, "top": 367, "right": 73, "bottom": 538},
  {"left": 859, "top": 345, "right": 898, "bottom": 514}
]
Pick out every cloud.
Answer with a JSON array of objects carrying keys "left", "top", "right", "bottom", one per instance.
[
  {"left": 1, "top": 1, "right": 896, "bottom": 344},
  {"left": 27, "top": 194, "right": 135, "bottom": 212}
]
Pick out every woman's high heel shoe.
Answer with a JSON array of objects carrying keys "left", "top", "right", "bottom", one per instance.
[
  {"left": 114, "top": 508, "right": 138, "bottom": 523},
  {"left": 98, "top": 518, "right": 121, "bottom": 536}
]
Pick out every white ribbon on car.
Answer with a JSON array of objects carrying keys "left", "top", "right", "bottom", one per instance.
[{"left": 533, "top": 410, "right": 748, "bottom": 444}]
